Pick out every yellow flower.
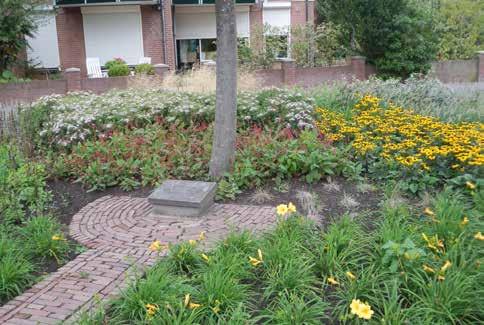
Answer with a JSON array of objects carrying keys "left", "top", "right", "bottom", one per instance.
[
  {"left": 358, "top": 302, "right": 374, "bottom": 320},
  {"left": 189, "top": 302, "right": 201, "bottom": 309},
  {"left": 460, "top": 216, "right": 469, "bottom": 226},
  {"left": 287, "top": 202, "right": 297, "bottom": 213},
  {"left": 474, "top": 232, "right": 484, "bottom": 241},
  {"left": 350, "top": 299, "right": 362, "bottom": 315},
  {"left": 350, "top": 299, "right": 374, "bottom": 320},
  {"left": 51, "top": 235, "right": 63, "bottom": 241},
  {"left": 346, "top": 271, "right": 356, "bottom": 280},
  {"left": 423, "top": 264, "right": 435, "bottom": 273},
  {"left": 145, "top": 303, "right": 158, "bottom": 317},
  {"left": 276, "top": 204, "right": 289, "bottom": 216},
  {"left": 424, "top": 207, "right": 435, "bottom": 217},
  {"left": 149, "top": 240, "right": 166, "bottom": 252},
  {"left": 211, "top": 299, "right": 221, "bottom": 314},
  {"left": 249, "top": 257, "right": 262, "bottom": 266},
  {"left": 199, "top": 231, "right": 206, "bottom": 241},
  {"left": 440, "top": 260, "right": 452, "bottom": 272},
  {"left": 183, "top": 294, "right": 202, "bottom": 309},
  {"left": 188, "top": 239, "right": 197, "bottom": 246},
  {"left": 201, "top": 253, "right": 210, "bottom": 262},
  {"left": 249, "top": 250, "right": 263, "bottom": 267},
  {"left": 184, "top": 294, "right": 190, "bottom": 307},
  {"left": 437, "top": 275, "right": 445, "bottom": 281},
  {"left": 327, "top": 276, "right": 339, "bottom": 285},
  {"left": 466, "top": 181, "right": 476, "bottom": 190}
]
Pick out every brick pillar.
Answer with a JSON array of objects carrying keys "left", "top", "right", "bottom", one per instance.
[
  {"left": 351, "top": 56, "right": 366, "bottom": 80},
  {"left": 290, "top": 0, "right": 315, "bottom": 26},
  {"left": 279, "top": 58, "right": 296, "bottom": 85},
  {"left": 477, "top": 51, "right": 484, "bottom": 82},
  {"left": 154, "top": 63, "right": 170, "bottom": 80},
  {"left": 65, "top": 68, "right": 82, "bottom": 92},
  {"left": 56, "top": 8, "right": 87, "bottom": 76},
  {"left": 162, "top": 0, "right": 176, "bottom": 70},
  {"left": 141, "top": 5, "right": 163, "bottom": 65}
]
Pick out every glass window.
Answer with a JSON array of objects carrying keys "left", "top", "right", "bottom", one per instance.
[{"left": 200, "top": 39, "right": 217, "bottom": 61}]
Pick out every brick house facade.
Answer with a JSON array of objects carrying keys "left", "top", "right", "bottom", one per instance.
[{"left": 29, "top": 0, "right": 315, "bottom": 76}]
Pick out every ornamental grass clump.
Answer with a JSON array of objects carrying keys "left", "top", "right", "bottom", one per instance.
[{"left": 84, "top": 191, "right": 482, "bottom": 323}]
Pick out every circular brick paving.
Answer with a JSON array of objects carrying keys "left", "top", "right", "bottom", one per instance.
[
  {"left": 70, "top": 196, "right": 277, "bottom": 252},
  {"left": 0, "top": 196, "right": 276, "bottom": 324}
]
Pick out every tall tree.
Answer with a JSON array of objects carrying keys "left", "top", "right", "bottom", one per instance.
[
  {"left": 209, "top": 0, "right": 238, "bottom": 179},
  {"left": 317, "top": 0, "right": 440, "bottom": 78},
  {"left": 0, "top": 0, "right": 44, "bottom": 73}
]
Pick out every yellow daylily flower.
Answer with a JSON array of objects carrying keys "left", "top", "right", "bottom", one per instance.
[
  {"left": 189, "top": 302, "right": 201, "bottom": 309},
  {"left": 201, "top": 253, "right": 210, "bottom": 262},
  {"left": 51, "top": 235, "right": 63, "bottom": 241},
  {"left": 423, "top": 264, "right": 435, "bottom": 273},
  {"left": 358, "top": 303, "right": 374, "bottom": 320},
  {"left": 475, "top": 232, "right": 484, "bottom": 241},
  {"left": 145, "top": 303, "right": 158, "bottom": 317},
  {"left": 437, "top": 275, "right": 445, "bottom": 281},
  {"left": 350, "top": 299, "right": 362, "bottom": 315},
  {"left": 199, "top": 231, "right": 206, "bottom": 241},
  {"left": 424, "top": 207, "right": 435, "bottom": 217},
  {"left": 346, "top": 271, "right": 356, "bottom": 280},
  {"left": 149, "top": 240, "right": 166, "bottom": 252},
  {"left": 276, "top": 204, "right": 289, "bottom": 216},
  {"left": 249, "top": 256, "right": 262, "bottom": 266},
  {"left": 440, "top": 260, "right": 452, "bottom": 272},
  {"left": 184, "top": 294, "right": 191, "bottom": 307},
  {"left": 257, "top": 249, "right": 263, "bottom": 261},
  {"left": 287, "top": 202, "right": 297, "bottom": 213},
  {"left": 466, "top": 181, "right": 476, "bottom": 190},
  {"left": 188, "top": 239, "right": 197, "bottom": 246},
  {"left": 460, "top": 216, "right": 469, "bottom": 226},
  {"left": 327, "top": 276, "right": 339, "bottom": 285}
]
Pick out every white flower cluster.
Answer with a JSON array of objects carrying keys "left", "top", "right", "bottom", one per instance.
[{"left": 32, "top": 88, "right": 315, "bottom": 147}]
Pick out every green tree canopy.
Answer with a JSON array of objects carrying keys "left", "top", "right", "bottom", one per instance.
[
  {"left": 437, "top": 0, "right": 483, "bottom": 60},
  {"left": 317, "top": 0, "right": 440, "bottom": 78},
  {"left": 0, "top": 0, "right": 44, "bottom": 73}
]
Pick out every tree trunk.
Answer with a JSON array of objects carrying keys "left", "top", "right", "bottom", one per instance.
[{"left": 209, "top": 0, "right": 238, "bottom": 179}]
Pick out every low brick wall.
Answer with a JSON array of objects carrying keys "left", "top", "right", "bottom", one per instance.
[
  {"left": 0, "top": 80, "right": 67, "bottom": 103},
  {"left": 431, "top": 58, "right": 479, "bottom": 83},
  {"left": 1, "top": 54, "right": 483, "bottom": 104}
]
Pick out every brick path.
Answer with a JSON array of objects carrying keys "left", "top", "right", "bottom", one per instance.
[{"left": 0, "top": 196, "right": 276, "bottom": 324}]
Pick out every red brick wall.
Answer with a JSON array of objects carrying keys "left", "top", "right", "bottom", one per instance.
[
  {"left": 56, "top": 8, "right": 87, "bottom": 76},
  {"left": 162, "top": 0, "right": 176, "bottom": 70},
  {"left": 291, "top": 0, "right": 315, "bottom": 26},
  {"left": 141, "top": 6, "right": 163, "bottom": 65},
  {"left": 0, "top": 80, "right": 67, "bottom": 103}
]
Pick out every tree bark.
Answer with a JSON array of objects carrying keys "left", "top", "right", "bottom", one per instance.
[{"left": 209, "top": 0, "right": 238, "bottom": 179}]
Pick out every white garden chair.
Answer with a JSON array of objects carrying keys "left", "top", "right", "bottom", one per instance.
[
  {"left": 86, "top": 57, "right": 107, "bottom": 78},
  {"left": 139, "top": 57, "right": 152, "bottom": 64}
]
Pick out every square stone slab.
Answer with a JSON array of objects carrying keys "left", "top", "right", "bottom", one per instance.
[{"left": 148, "top": 180, "right": 217, "bottom": 217}]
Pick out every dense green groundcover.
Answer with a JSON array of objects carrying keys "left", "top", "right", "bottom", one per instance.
[
  {"left": 0, "top": 144, "right": 76, "bottom": 303},
  {"left": 79, "top": 190, "right": 483, "bottom": 324}
]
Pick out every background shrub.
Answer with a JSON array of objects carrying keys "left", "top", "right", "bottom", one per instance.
[{"left": 135, "top": 63, "right": 155, "bottom": 76}]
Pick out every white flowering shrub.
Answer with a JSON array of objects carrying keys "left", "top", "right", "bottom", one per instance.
[{"left": 28, "top": 88, "right": 314, "bottom": 148}]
